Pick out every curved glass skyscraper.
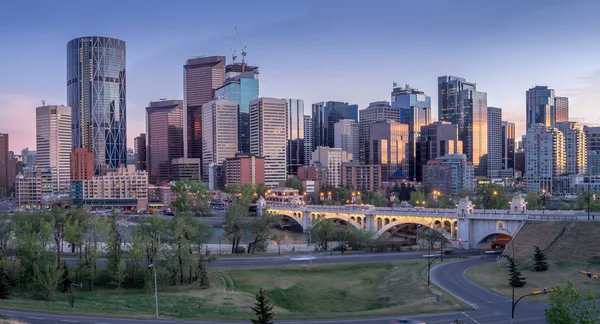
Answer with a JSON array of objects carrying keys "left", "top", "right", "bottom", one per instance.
[{"left": 67, "top": 36, "right": 126, "bottom": 175}]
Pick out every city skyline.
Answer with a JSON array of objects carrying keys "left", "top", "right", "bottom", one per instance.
[{"left": 1, "top": 0, "right": 600, "bottom": 153}]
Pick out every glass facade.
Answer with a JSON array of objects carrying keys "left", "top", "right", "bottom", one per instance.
[
  {"left": 145, "top": 100, "right": 184, "bottom": 184},
  {"left": 312, "top": 101, "right": 358, "bottom": 149},
  {"left": 459, "top": 89, "right": 488, "bottom": 176},
  {"left": 526, "top": 86, "right": 555, "bottom": 129},
  {"left": 438, "top": 76, "right": 476, "bottom": 124},
  {"left": 501, "top": 121, "right": 515, "bottom": 171},
  {"left": 67, "top": 36, "right": 127, "bottom": 175},
  {"left": 286, "top": 99, "right": 305, "bottom": 175}
]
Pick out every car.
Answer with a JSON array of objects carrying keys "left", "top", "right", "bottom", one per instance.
[
  {"left": 391, "top": 318, "right": 426, "bottom": 324},
  {"left": 289, "top": 255, "right": 317, "bottom": 261}
]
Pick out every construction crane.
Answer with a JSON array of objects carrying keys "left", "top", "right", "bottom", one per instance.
[
  {"left": 226, "top": 36, "right": 237, "bottom": 64},
  {"left": 235, "top": 26, "right": 247, "bottom": 71}
]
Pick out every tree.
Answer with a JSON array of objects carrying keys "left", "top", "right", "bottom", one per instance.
[
  {"left": 525, "top": 192, "right": 541, "bottom": 210},
  {"left": 473, "top": 184, "right": 509, "bottom": 210},
  {"left": 545, "top": 281, "right": 600, "bottom": 324},
  {"left": 0, "top": 264, "right": 11, "bottom": 299},
  {"left": 309, "top": 220, "right": 337, "bottom": 251},
  {"left": 420, "top": 225, "right": 447, "bottom": 286},
  {"left": 80, "top": 215, "right": 106, "bottom": 291},
  {"left": 33, "top": 260, "right": 64, "bottom": 301},
  {"left": 171, "top": 180, "right": 213, "bottom": 216},
  {"left": 270, "top": 230, "right": 285, "bottom": 256},
  {"left": 60, "top": 261, "right": 71, "bottom": 293},
  {"left": 285, "top": 176, "right": 303, "bottom": 193},
  {"left": 48, "top": 207, "right": 67, "bottom": 265},
  {"left": 197, "top": 256, "right": 210, "bottom": 289},
  {"left": 533, "top": 246, "right": 549, "bottom": 272},
  {"left": 358, "top": 191, "right": 389, "bottom": 207},
  {"left": 502, "top": 255, "right": 527, "bottom": 287},
  {"left": 251, "top": 288, "right": 275, "bottom": 324},
  {"left": 107, "top": 210, "right": 125, "bottom": 288},
  {"left": 225, "top": 184, "right": 254, "bottom": 253},
  {"left": 410, "top": 191, "right": 426, "bottom": 207},
  {"left": 333, "top": 224, "right": 360, "bottom": 253},
  {"left": 67, "top": 287, "right": 76, "bottom": 308},
  {"left": 246, "top": 212, "right": 280, "bottom": 254}
]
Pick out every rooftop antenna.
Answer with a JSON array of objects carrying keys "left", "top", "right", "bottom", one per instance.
[
  {"left": 235, "top": 26, "right": 247, "bottom": 72},
  {"left": 41, "top": 100, "right": 46, "bottom": 106},
  {"left": 226, "top": 36, "right": 237, "bottom": 64},
  {"left": 159, "top": 98, "right": 167, "bottom": 101}
]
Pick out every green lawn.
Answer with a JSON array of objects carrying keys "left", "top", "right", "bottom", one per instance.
[{"left": 0, "top": 261, "right": 468, "bottom": 320}]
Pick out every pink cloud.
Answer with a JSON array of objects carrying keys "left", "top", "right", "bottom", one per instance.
[{"left": 0, "top": 93, "right": 40, "bottom": 153}]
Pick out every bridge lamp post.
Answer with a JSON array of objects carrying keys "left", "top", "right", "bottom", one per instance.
[
  {"left": 148, "top": 264, "right": 159, "bottom": 318},
  {"left": 501, "top": 228, "right": 518, "bottom": 323},
  {"left": 415, "top": 224, "right": 421, "bottom": 250}
]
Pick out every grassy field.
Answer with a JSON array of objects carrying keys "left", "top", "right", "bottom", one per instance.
[{"left": 0, "top": 261, "right": 468, "bottom": 320}]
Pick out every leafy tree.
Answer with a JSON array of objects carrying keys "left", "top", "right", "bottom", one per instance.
[
  {"left": 502, "top": 255, "right": 527, "bottom": 287},
  {"left": 358, "top": 191, "right": 389, "bottom": 207},
  {"left": 269, "top": 230, "right": 285, "bottom": 256},
  {"left": 80, "top": 215, "right": 106, "bottom": 291},
  {"left": 246, "top": 212, "right": 280, "bottom": 253},
  {"left": 0, "top": 264, "right": 11, "bottom": 299},
  {"left": 48, "top": 207, "right": 67, "bottom": 265},
  {"left": 309, "top": 219, "right": 337, "bottom": 251},
  {"left": 33, "top": 260, "right": 64, "bottom": 301},
  {"left": 545, "top": 281, "right": 600, "bottom": 324},
  {"left": 170, "top": 213, "right": 195, "bottom": 285},
  {"left": 419, "top": 225, "right": 447, "bottom": 286},
  {"left": 426, "top": 194, "right": 456, "bottom": 209},
  {"left": 333, "top": 224, "right": 360, "bottom": 253},
  {"left": 197, "top": 256, "right": 210, "bottom": 289},
  {"left": 60, "top": 261, "right": 71, "bottom": 293},
  {"left": 0, "top": 214, "right": 14, "bottom": 258},
  {"left": 171, "top": 180, "right": 213, "bottom": 216},
  {"left": 107, "top": 210, "right": 125, "bottom": 288},
  {"left": 410, "top": 191, "right": 426, "bottom": 207},
  {"left": 135, "top": 214, "right": 167, "bottom": 266},
  {"left": 225, "top": 184, "right": 254, "bottom": 253},
  {"left": 251, "top": 288, "right": 275, "bottom": 324},
  {"left": 285, "top": 176, "right": 303, "bottom": 193},
  {"left": 533, "top": 246, "right": 549, "bottom": 272},
  {"left": 525, "top": 192, "right": 541, "bottom": 210},
  {"left": 473, "top": 184, "right": 509, "bottom": 210},
  {"left": 67, "top": 287, "right": 76, "bottom": 308},
  {"left": 576, "top": 191, "right": 600, "bottom": 212}
]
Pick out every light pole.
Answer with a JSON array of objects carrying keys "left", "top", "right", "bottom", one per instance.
[
  {"left": 415, "top": 224, "right": 421, "bottom": 250},
  {"left": 307, "top": 230, "right": 312, "bottom": 267},
  {"left": 148, "top": 264, "right": 159, "bottom": 318},
  {"left": 502, "top": 229, "right": 516, "bottom": 323}
]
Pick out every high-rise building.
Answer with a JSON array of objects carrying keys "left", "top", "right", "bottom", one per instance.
[
  {"left": 584, "top": 126, "right": 600, "bottom": 153},
  {"left": 0, "top": 134, "right": 8, "bottom": 195},
  {"left": 487, "top": 107, "right": 502, "bottom": 178},
  {"left": 423, "top": 154, "right": 474, "bottom": 196},
  {"left": 126, "top": 148, "right": 135, "bottom": 166},
  {"left": 145, "top": 100, "right": 184, "bottom": 184},
  {"left": 525, "top": 124, "right": 566, "bottom": 194},
  {"left": 172, "top": 158, "right": 201, "bottom": 181},
  {"left": 555, "top": 122, "right": 586, "bottom": 175},
  {"left": 285, "top": 99, "right": 304, "bottom": 175},
  {"left": 438, "top": 76, "right": 476, "bottom": 124},
  {"left": 303, "top": 115, "right": 313, "bottom": 166},
  {"left": 334, "top": 119, "right": 359, "bottom": 161},
  {"left": 501, "top": 121, "right": 516, "bottom": 178},
  {"left": 417, "top": 122, "right": 462, "bottom": 182},
  {"left": 225, "top": 153, "right": 265, "bottom": 186},
  {"left": 201, "top": 99, "right": 239, "bottom": 182},
  {"left": 312, "top": 101, "right": 358, "bottom": 150},
  {"left": 369, "top": 120, "right": 410, "bottom": 181},
  {"left": 341, "top": 163, "right": 381, "bottom": 192},
  {"left": 7, "top": 151, "right": 16, "bottom": 194},
  {"left": 358, "top": 101, "right": 401, "bottom": 164},
  {"left": 21, "top": 148, "right": 36, "bottom": 168},
  {"left": 554, "top": 97, "right": 569, "bottom": 123},
  {"left": 526, "top": 86, "right": 555, "bottom": 130},
  {"left": 311, "top": 146, "right": 351, "bottom": 188},
  {"left": 70, "top": 148, "right": 94, "bottom": 181},
  {"left": 183, "top": 56, "right": 226, "bottom": 160},
  {"left": 250, "top": 98, "right": 288, "bottom": 187},
  {"left": 588, "top": 151, "right": 600, "bottom": 176},
  {"left": 36, "top": 105, "right": 72, "bottom": 193},
  {"left": 214, "top": 65, "right": 259, "bottom": 153},
  {"left": 67, "top": 37, "right": 126, "bottom": 174},
  {"left": 16, "top": 171, "right": 42, "bottom": 209},
  {"left": 134, "top": 134, "right": 146, "bottom": 171}
]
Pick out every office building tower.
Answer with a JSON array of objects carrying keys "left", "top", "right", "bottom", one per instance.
[
  {"left": 250, "top": 98, "right": 288, "bottom": 187},
  {"left": 554, "top": 97, "right": 569, "bottom": 123},
  {"left": 126, "top": 148, "right": 135, "bottom": 166},
  {"left": 303, "top": 115, "right": 313, "bottom": 166},
  {"left": 391, "top": 84, "right": 432, "bottom": 180},
  {"left": 67, "top": 37, "right": 126, "bottom": 174},
  {"left": 21, "top": 148, "right": 36, "bottom": 168},
  {"left": 555, "top": 122, "right": 586, "bottom": 175},
  {"left": 285, "top": 99, "right": 304, "bottom": 175},
  {"left": 311, "top": 146, "right": 351, "bottom": 188},
  {"left": 501, "top": 121, "right": 516, "bottom": 178},
  {"left": 201, "top": 99, "right": 239, "bottom": 182},
  {"left": 423, "top": 154, "right": 474, "bottom": 196},
  {"left": 0, "top": 134, "right": 8, "bottom": 195},
  {"left": 588, "top": 151, "right": 600, "bottom": 175},
  {"left": 214, "top": 65, "right": 259, "bottom": 153},
  {"left": 36, "top": 105, "right": 72, "bottom": 193},
  {"left": 7, "top": 151, "right": 16, "bottom": 194},
  {"left": 334, "top": 119, "right": 359, "bottom": 161},
  {"left": 16, "top": 171, "right": 42, "bottom": 209},
  {"left": 525, "top": 124, "right": 565, "bottom": 194},
  {"left": 172, "top": 158, "right": 201, "bottom": 181},
  {"left": 359, "top": 101, "right": 401, "bottom": 164},
  {"left": 134, "top": 134, "right": 146, "bottom": 171},
  {"left": 487, "top": 107, "right": 502, "bottom": 178},
  {"left": 417, "top": 122, "right": 462, "bottom": 182},
  {"left": 584, "top": 126, "right": 600, "bottom": 153},
  {"left": 312, "top": 101, "right": 358, "bottom": 149},
  {"left": 369, "top": 120, "right": 410, "bottom": 181},
  {"left": 341, "top": 163, "right": 381, "bottom": 192},
  {"left": 225, "top": 153, "right": 265, "bottom": 186},
  {"left": 145, "top": 100, "right": 184, "bottom": 184},
  {"left": 438, "top": 76, "right": 476, "bottom": 124},
  {"left": 70, "top": 148, "right": 94, "bottom": 181},
  {"left": 183, "top": 56, "right": 226, "bottom": 160},
  {"left": 526, "top": 86, "right": 555, "bottom": 129},
  {"left": 21, "top": 148, "right": 30, "bottom": 166}
]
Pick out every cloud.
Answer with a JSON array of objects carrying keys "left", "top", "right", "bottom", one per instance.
[{"left": 0, "top": 93, "right": 39, "bottom": 152}]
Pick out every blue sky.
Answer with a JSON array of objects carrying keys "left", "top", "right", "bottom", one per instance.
[{"left": 1, "top": 0, "right": 599, "bottom": 152}]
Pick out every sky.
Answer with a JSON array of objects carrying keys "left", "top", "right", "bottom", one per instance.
[{"left": 1, "top": 0, "right": 599, "bottom": 153}]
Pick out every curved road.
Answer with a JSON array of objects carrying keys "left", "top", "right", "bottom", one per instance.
[{"left": 1, "top": 254, "right": 548, "bottom": 324}]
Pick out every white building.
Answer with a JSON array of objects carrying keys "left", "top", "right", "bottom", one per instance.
[
  {"left": 334, "top": 119, "right": 359, "bottom": 161},
  {"left": 555, "top": 121, "right": 586, "bottom": 175},
  {"left": 202, "top": 99, "right": 239, "bottom": 182},
  {"left": 36, "top": 105, "right": 72, "bottom": 194},
  {"left": 250, "top": 98, "right": 288, "bottom": 187},
  {"left": 525, "top": 124, "right": 566, "bottom": 195},
  {"left": 311, "top": 146, "right": 352, "bottom": 188}
]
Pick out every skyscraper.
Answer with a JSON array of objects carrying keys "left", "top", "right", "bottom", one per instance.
[
  {"left": 285, "top": 99, "right": 304, "bottom": 175},
  {"left": 369, "top": 120, "right": 410, "bottom": 181},
  {"left": 391, "top": 84, "right": 432, "bottom": 180},
  {"left": 358, "top": 101, "right": 401, "bottom": 164},
  {"left": 526, "top": 86, "right": 555, "bottom": 130},
  {"left": 145, "top": 100, "right": 184, "bottom": 184},
  {"left": 312, "top": 101, "right": 358, "bottom": 150},
  {"left": 134, "top": 134, "right": 146, "bottom": 171},
  {"left": 501, "top": 121, "right": 516, "bottom": 177},
  {"left": 584, "top": 126, "right": 600, "bottom": 153},
  {"left": 36, "top": 105, "right": 72, "bottom": 193},
  {"left": 67, "top": 36, "right": 127, "bottom": 175},
  {"left": 525, "top": 124, "right": 565, "bottom": 194},
  {"left": 311, "top": 147, "right": 352, "bottom": 188},
  {"left": 250, "top": 98, "right": 287, "bottom": 188},
  {"left": 417, "top": 122, "right": 462, "bottom": 182},
  {"left": 0, "top": 134, "right": 7, "bottom": 195},
  {"left": 487, "top": 107, "right": 502, "bottom": 178},
  {"left": 183, "top": 56, "right": 226, "bottom": 160},
  {"left": 555, "top": 122, "right": 586, "bottom": 175},
  {"left": 303, "top": 115, "right": 313, "bottom": 166},
  {"left": 214, "top": 64, "right": 259, "bottom": 154},
  {"left": 554, "top": 96, "right": 569, "bottom": 123},
  {"left": 201, "top": 99, "right": 239, "bottom": 182},
  {"left": 438, "top": 76, "right": 476, "bottom": 124},
  {"left": 334, "top": 119, "right": 359, "bottom": 161}
]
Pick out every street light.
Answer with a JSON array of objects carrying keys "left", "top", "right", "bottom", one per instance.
[
  {"left": 415, "top": 224, "right": 421, "bottom": 250},
  {"left": 307, "top": 230, "right": 312, "bottom": 267},
  {"left": 501, "top": 228, "right": 518, "bottom": 323},
  {"left": 148, "top": 264, "right": 159, "bottom": 317}
]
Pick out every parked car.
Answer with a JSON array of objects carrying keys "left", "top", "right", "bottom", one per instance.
[{"left": 391, "top": 318, "right": 426, "bottom": 324}]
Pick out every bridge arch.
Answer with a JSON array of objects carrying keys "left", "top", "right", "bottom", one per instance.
[
  {"left": 268, "top": 209, "right": 305, "bottom": 230},
  {"left": 374, "top": 217, "right": 455, "bottom": 243},
  {"left": 310, "top": 212, "right": 364, "bottom": 231}
]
